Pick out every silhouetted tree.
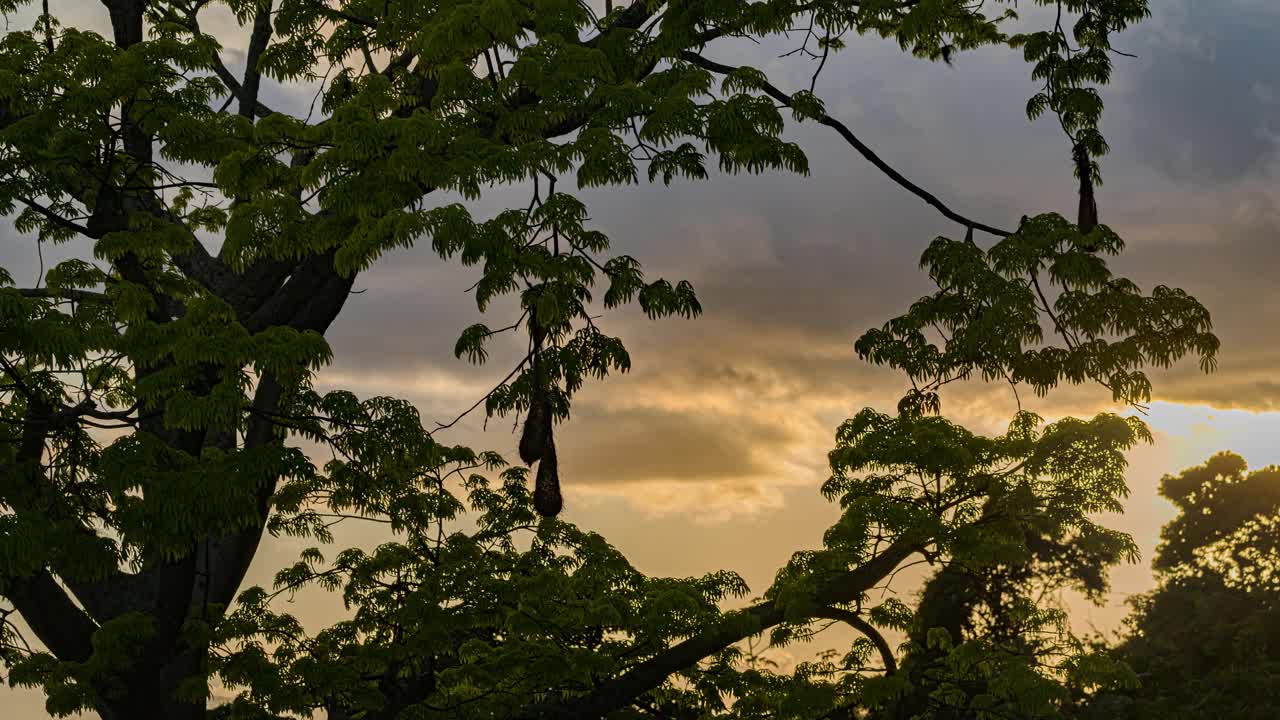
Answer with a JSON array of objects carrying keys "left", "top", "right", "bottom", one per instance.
[{"left": 1078, "top": 453, "right": 1280, "bottom": 720}]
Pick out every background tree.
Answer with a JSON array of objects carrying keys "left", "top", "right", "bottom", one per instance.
[
  {"left": 1076, "top": 453, "right": 1280, "bottom": 720},
  {"left": 0, "top": 0, "right": 1220, "bottom": 719}
]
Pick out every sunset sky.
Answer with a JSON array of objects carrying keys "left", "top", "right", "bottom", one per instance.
[{"left": 4, "top": 0, "right": 1280, "bottom": 716}]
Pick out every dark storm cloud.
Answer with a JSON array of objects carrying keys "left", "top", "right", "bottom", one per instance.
[{"left": 1124, "top": 0, "right": 1280, "bottom": 184}]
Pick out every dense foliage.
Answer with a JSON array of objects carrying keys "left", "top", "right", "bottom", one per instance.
[
  {"left": 1077, "top": 453, "right": 1280, "bottom": 720},
  {"left": 0, "top": 1, "right": 1230, "bottom": 719}
]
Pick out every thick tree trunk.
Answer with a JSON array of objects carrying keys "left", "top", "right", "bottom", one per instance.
[{"left": 94, "top": 644, "right": 206, "bottom": 720}]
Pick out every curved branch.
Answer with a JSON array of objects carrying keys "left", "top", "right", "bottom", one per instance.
[
  {"left": 172, "top": 5, "right": 276, "bottom": 119},
  {"left": 678, "top": 51, "right": 1014, "bottom": 239},
  {"left": 518, "top": 539, "right": 918, "bottom": 719},
  {"left": 817, "top": 605, "right": 897, "bottom": 675}
]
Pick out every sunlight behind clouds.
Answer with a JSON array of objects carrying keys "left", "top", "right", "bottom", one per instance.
[
  {"left": 1140, "top": 401, "right": 1280, "bottom": 473},
  {"left": 1058, "top": 401, "right": 1280, "bottom": 637}
]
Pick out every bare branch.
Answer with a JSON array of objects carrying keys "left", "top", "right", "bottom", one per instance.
[{"left": 680, "top": 51, "right": 1013, "bottom": 239}]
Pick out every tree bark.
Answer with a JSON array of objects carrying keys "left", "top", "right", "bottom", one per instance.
[{"left": 95, "top": 646, "right": 206, "bottom": 720}]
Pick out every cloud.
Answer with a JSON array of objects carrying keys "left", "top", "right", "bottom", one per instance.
[
  {"left": 1122, "top": 0, "right": 1280, "bottom": 184},
  {"left": 560, "top": 404, "right": 802, "bottom": 485}
]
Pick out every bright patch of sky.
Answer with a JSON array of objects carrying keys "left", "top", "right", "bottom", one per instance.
[{"left": 1141, "top": 401, "right": 1280, "bottom": 472}]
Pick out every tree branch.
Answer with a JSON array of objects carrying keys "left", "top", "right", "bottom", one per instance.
[
  {"left": 14, "top": 195, "right": 95, "bottom": 238},
  {"left": 518, "top": 539, "right": 918, "bottom": 719},
  {"left": 17, "top": 288, "right": 110, "bottom": 303},
  {"left": 237, "top": 0, "right": 277, "bottom": 121},
  {"left": 679, "top": 51, "right": 1013, "bottom": 239},
  {"left": 817, "top": 605, "right": 898, "bottom": 675},
  {"left": 1, "top": 572, "right": 97, "bottom": 663}
]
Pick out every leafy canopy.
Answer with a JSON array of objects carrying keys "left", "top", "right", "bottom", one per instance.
[{"left": 1077, "top": 454, "right": 1280, "bottom": 720}]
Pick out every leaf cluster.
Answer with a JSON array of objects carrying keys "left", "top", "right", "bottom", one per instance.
[{"left": 856, "top": 213, "right": 1218, "bottom": 410}]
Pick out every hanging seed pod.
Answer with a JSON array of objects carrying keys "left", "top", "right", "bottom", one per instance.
[
  {"left": 519, "top": 385, "right": 549, "bottom": 465},
  {"left": 519, "top": 308, "right": 550, "bottom": 465},
  {"left": 533, "top": 433, "right": 563, "bottom": 517}
]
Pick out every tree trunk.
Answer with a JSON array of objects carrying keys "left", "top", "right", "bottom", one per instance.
[{"left": 95, "top": 644, "right": 206, "bottom": 720}]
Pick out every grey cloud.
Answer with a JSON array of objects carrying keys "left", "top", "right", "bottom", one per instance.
[
  {"left": 1105, "top": 185, "right": 1280, "bottom": 407},
  {"left": 1162, "top": 376, "right": 1280, "bottom": 413},
  {"left": 1123, "top": 0, "right": 1280, "bottom": 184},
  {"left": 558, "top": 404, "right": 802, "bottom": 486},
  {"left": 324, "top": 256, "right": 519, "bottom": 375}
]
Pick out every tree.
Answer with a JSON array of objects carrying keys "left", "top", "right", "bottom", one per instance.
[
  {"left": 1078, "top": 453, "right": 1280, "bottom": 720},
  {"left": 0, "top": 1, "right": 1217, "bottom": 719}
]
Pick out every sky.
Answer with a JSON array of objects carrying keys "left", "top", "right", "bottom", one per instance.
[{"left": 3, "top": 0, "right": 1280, "bottom": 716}]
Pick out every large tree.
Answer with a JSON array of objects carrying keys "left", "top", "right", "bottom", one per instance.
[
  {"left": 1078, "top": 453, "right": 1280, "bottom": 720},
  {"left": 0, "top": 1, "right": 1219, "bottom": 719}
]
